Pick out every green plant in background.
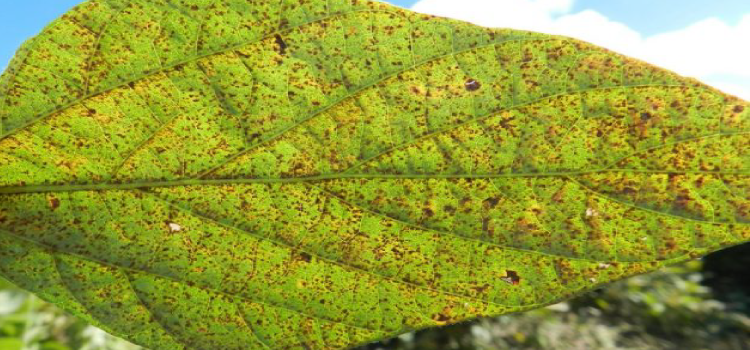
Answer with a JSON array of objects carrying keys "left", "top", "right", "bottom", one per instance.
[
  {"left": 0, "top": 279, "right": 140, "bottom": 350},
  {"left": 0, "top": 0, "right": 747, "bottom": 349},
  {"left": 0, "top": 277, "right": 142, "bottom": 350}
]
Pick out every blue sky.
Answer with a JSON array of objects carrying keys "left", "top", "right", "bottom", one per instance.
[
  {"left": 395, "top": 0, "right": 750, "bottom": 34},
  {"left": 573, "top": 0, "right": 750, "bottom": 35},
  {"left": 2, "top": 0, "right": 749, "bottom": 98}
]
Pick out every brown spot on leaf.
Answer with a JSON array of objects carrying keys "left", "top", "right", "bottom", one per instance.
[
  {"left": 48, "top": 197, "right": 60, "bottom": 211},
  {"left": 640, "top": 112, "right": 652, "bottom": 121},
  {"left": 433, "top": 313, "right": 450, "bottom": 323},
  {"left": 483, "top": 197, "right": 500, "bottom": 208},
  {"left": 622, "top": 187, "right": 637, "bottom": 195},
  {"left": 481, "top": 217, "right": 490, "bottom": 232},
  {"left": 734, "top": 105, "right": 745, "bottom": 113},
  {"left": 502, "top": 270, "right": 521, "bottom": 285},
  {"left": 274, "top": 34, "right": 287, "bottom": 55},
  {"left": 464, "top": 79, "right": 481, "bottom": 91},
  {"left": 664, "top": 238, "right": 678, "bottom": 251},
  {"left": 552, "top": 188, "right": 566, "bottom": 203},
  {"left": 471, "top": 283, "right": 490, "bottom": 294},
  {"left": 694, "top": 176, "right": 706, "bottom": 188}
]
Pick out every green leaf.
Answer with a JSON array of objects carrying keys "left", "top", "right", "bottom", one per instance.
[
  {"left": 0, "top": 338, "right": 22, "bottom": 350},
  {"left": 0, "top": 0, "right": 747, "bottom": 349}
]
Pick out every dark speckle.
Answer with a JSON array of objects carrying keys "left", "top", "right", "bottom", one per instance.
[
  {"left": 48, "top": 197, "right": 60, "bottom": 211},
  {"left": 501, "top": 270, "right": 521, "bottom": 285},
  {"left": 274, "top": 34, "right": 287, "bottom": 55},
  {"left": 734, "top": 105, "right": 745, "bottom": 113},
  {"left": 483, "top": 197, "right": 500, "bottom": 208},
  {"left": 640, "top": 112, "right": 652, "bottom": 121},
  {"left": 432, "top": 313, "right": 451, "bottom": 323},
  {"left": 464, "top": 79, "right": 481, "bottom": 91}
]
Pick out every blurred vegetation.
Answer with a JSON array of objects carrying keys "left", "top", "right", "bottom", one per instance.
[
  {"left": 1, "top": 243, "right": 749, "bottom": 350},
  {"left": 0, "top": 277, "right": 140, "bottom": 350}
]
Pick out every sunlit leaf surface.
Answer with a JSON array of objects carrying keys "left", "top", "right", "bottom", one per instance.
[{"left": 0, "top": 0, "right": 747, "bottom": 349}]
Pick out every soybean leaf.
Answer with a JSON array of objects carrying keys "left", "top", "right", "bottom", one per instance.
[{"left": 0, "top": 0, "right": 747, "bottom": 349}]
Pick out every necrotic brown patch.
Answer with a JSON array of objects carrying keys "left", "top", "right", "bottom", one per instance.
[
  {"left": 274, "top": 34, "right": 287, "bottom": 55},
  {"left": 502, "top": 270, "right": 521, "bottom": 285},
  {"left": 464, "top": 79, "right": 481, "bottom": 91},
  {"left": 48, "top": 196, "right": 60, "bottom": 211}
]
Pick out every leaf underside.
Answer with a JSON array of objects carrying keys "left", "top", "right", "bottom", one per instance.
[{"left": 0, "top": 0, "right": 747, "bottom": 349}]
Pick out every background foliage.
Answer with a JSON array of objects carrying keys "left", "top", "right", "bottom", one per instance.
[{"left": 2, "top": 243, "right": 748, "bottom": 350}]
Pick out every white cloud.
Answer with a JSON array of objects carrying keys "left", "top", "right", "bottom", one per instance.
[
  {"left": 544, "top": 10, "right": 642, "bottom": 56},
  {"left": 411, "top": 0, "right": 573, "bottom": 32},
  {"left": 638, "top": 16, "right": 750, "bottom": 79},
  {"left": 410, "top": 0, "right": 750, "bottom": 100}
]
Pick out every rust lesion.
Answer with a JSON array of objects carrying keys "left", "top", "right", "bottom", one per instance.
[
  {"left": 47, "top": 195, "right": 61, "bottom": 211},
  {"left": 501, "top": 270, "right": 521, "bottom": 285},
  {"left": 274, "top": 34, "right": 287, "bottom": 55},
  {"left": 464, "top": 79, "right": 481, "bottom": 91}
]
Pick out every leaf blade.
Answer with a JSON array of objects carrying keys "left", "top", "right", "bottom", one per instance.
[{"left": 0, "top": 0, "right": 747, "bottom": 349}]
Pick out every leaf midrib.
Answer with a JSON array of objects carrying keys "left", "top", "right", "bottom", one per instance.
[{"left": 0, "top": 168, "right": 747, "bottom": 195}]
